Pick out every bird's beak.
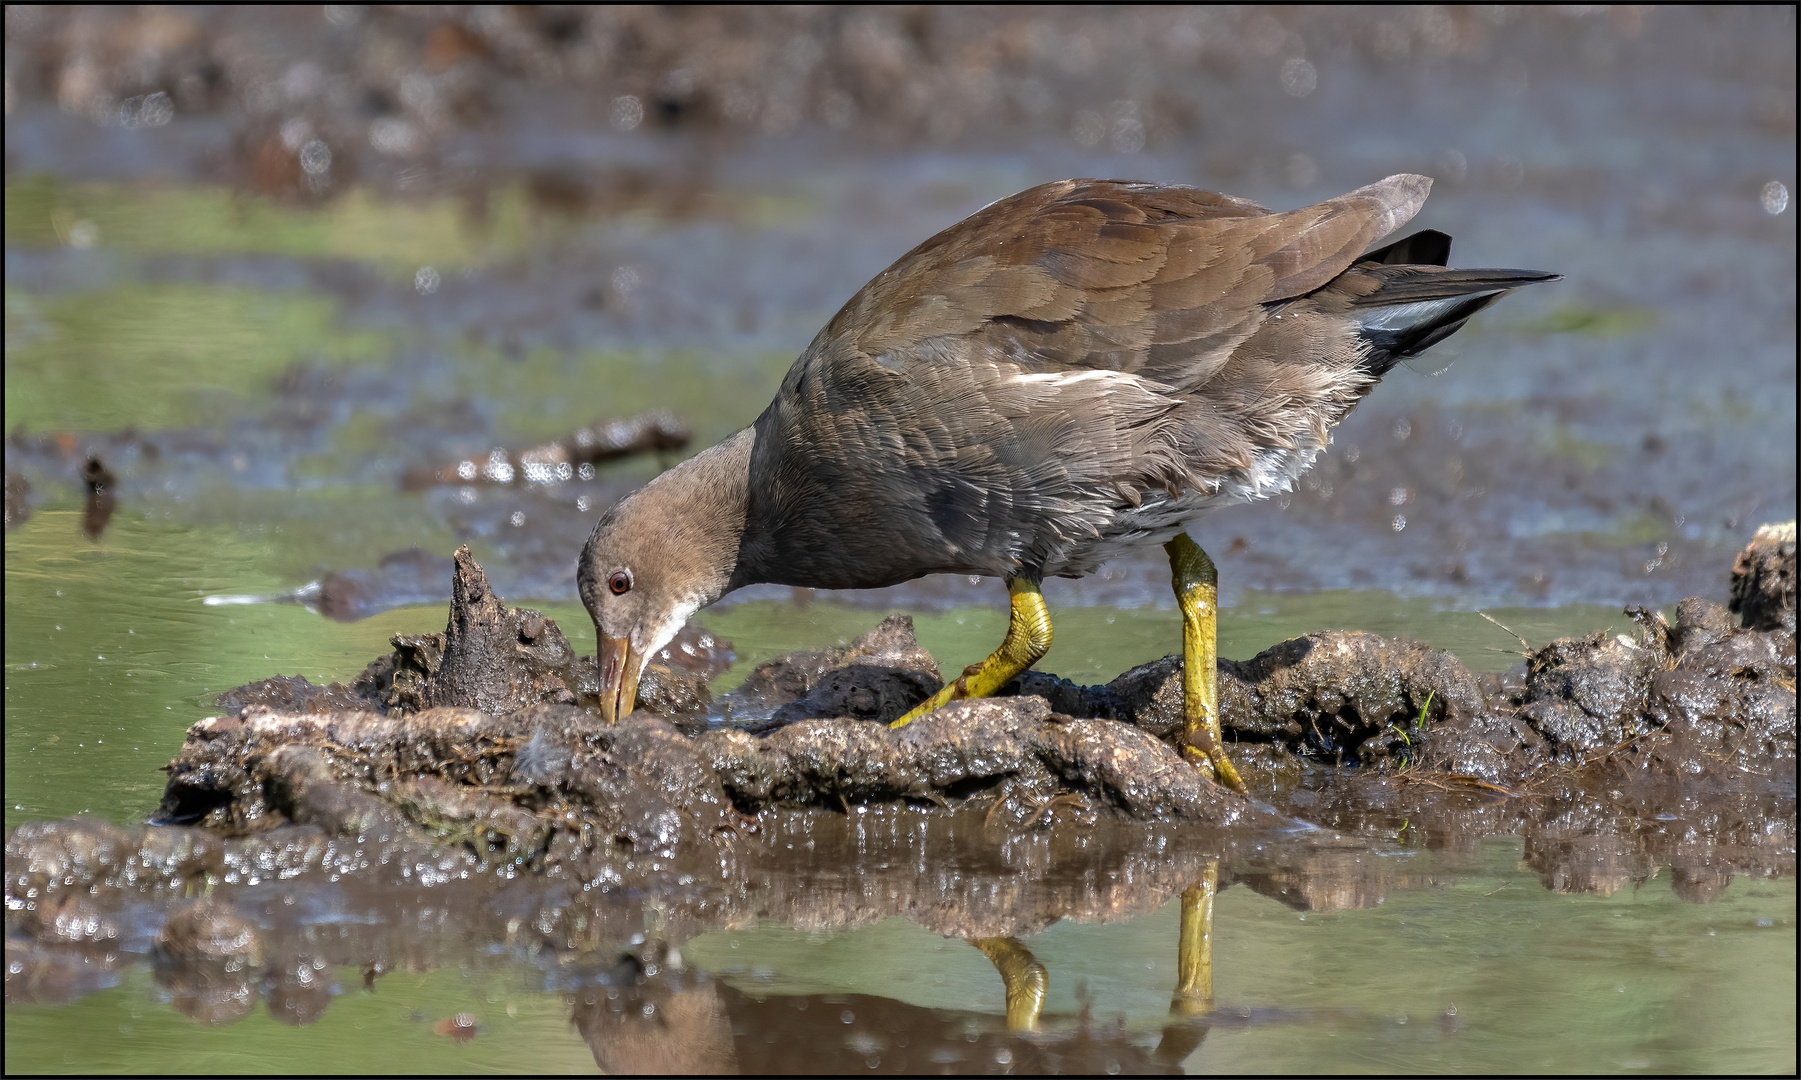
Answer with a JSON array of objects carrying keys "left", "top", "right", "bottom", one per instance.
[{"left": 598, "top": 634, "right": 641, "bottom": 724}]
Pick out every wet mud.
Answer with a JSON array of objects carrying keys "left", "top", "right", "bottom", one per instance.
[
  {"left": 7, "top": 531, "right": 1792, "bottom": 1036},
  {"left": 143, "top": 530, "right": 1801, "bottom": 850}
]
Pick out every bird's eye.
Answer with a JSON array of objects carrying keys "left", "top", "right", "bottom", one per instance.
[{"left": 608, "top": 570, "right": 632, "bottom": 596}]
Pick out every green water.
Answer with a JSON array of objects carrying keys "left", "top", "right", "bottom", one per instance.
[{"left": 4, "top": 841, "right": 1792, "bottom": 1074}]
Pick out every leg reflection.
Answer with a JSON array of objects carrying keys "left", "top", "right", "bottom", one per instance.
[
  {"left": 971, "top": 936, "right": 1048, "bottom": 1031},
  {"left": 1157, "top": 861, "right": 1219, "bottom": 1065},
  {"left": 1173, "top": 862, "right": 1217, "bottom": 1013}
]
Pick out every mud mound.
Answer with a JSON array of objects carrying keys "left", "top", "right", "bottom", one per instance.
[{"left": 164, "top": 531, "right": 1795, "bottom": 867}]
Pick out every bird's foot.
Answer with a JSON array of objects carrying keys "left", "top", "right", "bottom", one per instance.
[{"left": 1181, "top": 740, "right": 1249, "bottom": 796}]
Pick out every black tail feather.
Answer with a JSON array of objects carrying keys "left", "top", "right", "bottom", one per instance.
[
  {"left": 1359, "top": 228, "right": 1452, "bottom": 267},
  {"left": 1350, "top": 264, "right": 1561, "bottom": 374}
]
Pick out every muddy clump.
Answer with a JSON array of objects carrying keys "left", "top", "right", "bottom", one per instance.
[
  {"left": 1088, "top": 632, "right": 1484, "bottom": 767},
  {"left": 715, "top": 613, "right": 943, "bottom": 729},
  {"left": 704, "top": 697, "right": 1237, "bottom": 823},
  {"left": 1462, "top": 597, "right": 1796, "bottom": 782},
  {"left": 155, "top": 704, "right": 744, "bottom": 883},
  {"left": 385, "top": 544, "right": 583, "bottom": 714},
  {"left": 1731, "top": 520, "right": 1796, "bottom": 633},
  {"left": 213, "top": 545, "right": 728, "bottom": 725}
]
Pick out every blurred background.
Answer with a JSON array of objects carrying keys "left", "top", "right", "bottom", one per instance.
[
  {"left": 2, "top": 7, "right": 1795, "bottom": 1073},
  {"left": 4, "top": 3, "right": 1796, "bottom": 805}
]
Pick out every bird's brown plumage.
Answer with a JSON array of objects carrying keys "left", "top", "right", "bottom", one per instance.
[
  {"left": 731, "top": 174, "right": 1507, "bottom": 589},
  {"left": 581, "top": 174, "right": 1556, "bottom": 699}
]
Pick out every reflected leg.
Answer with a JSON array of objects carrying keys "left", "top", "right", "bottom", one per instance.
[
  {"left": 892, "top": 578, "right": 1051, "bottom": 728},
  {"left": 1156, "top": 862, "right": 1220, "bottom": 1065},
  {"left": 1164, "top": 535, "right": 1247, "bottom": 795},
  {"left": 971, "top": 936, "right": 1048, "bottom": 1032},
  {"left": 1172, "top": 863, "right": 1218, "bottom": 1014}
]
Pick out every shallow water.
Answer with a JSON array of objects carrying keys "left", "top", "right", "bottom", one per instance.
[
  {"left": 3, "top": 837, "right": 1793, "bottom": 1074},
  {"left": 5, "top": 6, "right": 1794, "bottom": 1073}
]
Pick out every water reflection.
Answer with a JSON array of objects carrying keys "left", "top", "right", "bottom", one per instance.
[
  {"left": 80, "top": 454, "right": 117, "bottom": 539},
  {"left": 570, "top": 904, "right": 1218, "bottom": 1075},
  {"left": 6, "top": 803, "right": 1791, "bottom": 1072}
]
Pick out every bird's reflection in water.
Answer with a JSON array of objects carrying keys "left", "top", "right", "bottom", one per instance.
[{"left": 572, "top": 862, "right": 1224, "bottom": 1075}]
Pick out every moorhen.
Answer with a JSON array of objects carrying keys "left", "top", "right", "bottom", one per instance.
[{"left": 579, "top": 174, "right": 1556, "bottom": 793}]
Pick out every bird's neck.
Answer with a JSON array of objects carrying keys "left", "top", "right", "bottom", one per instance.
[{"left": 627, "top": 426, "right": 757, "bottom": 610}]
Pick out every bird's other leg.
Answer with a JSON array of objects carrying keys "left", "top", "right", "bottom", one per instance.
[
  {"left": 971, "top": 936, "right": 1048, "bottom": 1032},
  {"left": 1164, "top": 535, "right": 1248, "bottom": 795},
  {"left": 1156, "top": 861, "right": 1220, "bottom": 1065},
  {"left": 891, "top": 577, "right": 1051, "bottom": 728}
]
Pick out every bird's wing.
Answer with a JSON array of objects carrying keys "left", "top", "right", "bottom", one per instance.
[
  {"left": 745, "top": 177, "right": 1434, "bottom": 583},
  {"left": 819, "top": 175, "right": 1432, "bottom": 389}
]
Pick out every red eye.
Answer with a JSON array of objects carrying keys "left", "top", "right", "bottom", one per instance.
[{"left": 608, "top": 570, "right": 632, "bottom": 596}]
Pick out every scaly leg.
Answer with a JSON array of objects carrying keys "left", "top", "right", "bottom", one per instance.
[
  {"left": 892, "top": 578, "right": 1051, "bottom": 728},
  {"left": 1164, "top": 535, "right": 1248, "bottom": 795},
  {"left": 1156, "top": 862, "right": 1220, "bottom": 1065},
  {"left": 971, "top": 936, "right": 1048, "bottom": 1031}
]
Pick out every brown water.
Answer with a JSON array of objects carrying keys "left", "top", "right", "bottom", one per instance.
[{"left": 5, "top": 6, "right": 1794, "bottom": 1073}]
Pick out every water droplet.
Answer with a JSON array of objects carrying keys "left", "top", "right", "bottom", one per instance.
[
  {"left": 1391, "top": 515, "right": 1407, "bottom": 532},
  {"left": 299, "top": 139, "right": 333, "bottom": 176},
  {"left": 1280, "top": 57, "right": 1317, "bottom": 98},
  {"left": 1110, "top": 116, "right": 1145, "bottom": 154},
  {"left": 611, "top": 95, "right": 644, "bottom": 131},
  {"left": 1070, "top": 109, "right": 1105, "bottom": 148},
  {"left": 1761, "top": 180, "right": 1789, "bottom": 215},
  {"left": 369, "top": 117, "right": 421, "bottom": 156}
]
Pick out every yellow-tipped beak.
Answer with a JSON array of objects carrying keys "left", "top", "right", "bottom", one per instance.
[{"left": 598, "top": 634, "right": 641, "bottom": 724}]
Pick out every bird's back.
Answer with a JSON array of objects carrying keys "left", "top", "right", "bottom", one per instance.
[{"left": 735, "top": 177, "right": 1553, "bottom": 589}]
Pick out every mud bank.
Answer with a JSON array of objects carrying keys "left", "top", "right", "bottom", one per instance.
[
  {"left": 5, "top": 529, "right": 1793, "bottom": 1025},
  {"left": 160, "top": 526, "right": 1793, "bottom": 839}
]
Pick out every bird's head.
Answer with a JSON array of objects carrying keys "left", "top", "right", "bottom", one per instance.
[{"left": 577, "top": 432, "right": 751, "bottom": 723}]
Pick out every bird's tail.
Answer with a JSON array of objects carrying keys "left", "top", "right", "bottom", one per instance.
[{"left": 1344, "top": 231, "right": 1559, "bottom": 374}]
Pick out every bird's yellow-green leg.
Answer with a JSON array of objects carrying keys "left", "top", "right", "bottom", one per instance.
[
  {"left": 891, "top": 577, "right": 1051, "bottom": 728},
  {"left": 1164, "top": 535, "right": 1248, "bottom": 795},
  {"left": 1171, "top": 862, "right": 1219, "bottom": 1016},
  {"left": 972, "top": 936, "right": 1048, "bottom": 1031}
]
